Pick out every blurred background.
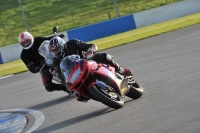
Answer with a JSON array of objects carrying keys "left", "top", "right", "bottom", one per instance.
[{"left": 0, "top": 0, "right": 181, "bottom": 47}]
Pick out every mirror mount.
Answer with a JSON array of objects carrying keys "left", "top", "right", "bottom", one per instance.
[{"left": 53, "top": 26, "right": 58, "bottom": 36}]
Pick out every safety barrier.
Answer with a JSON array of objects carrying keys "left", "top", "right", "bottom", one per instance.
[{"left": 67, "top": 14, "right": 136, "bottom": 42}]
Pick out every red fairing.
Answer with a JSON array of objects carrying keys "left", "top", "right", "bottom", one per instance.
[
  {"left": 60, "top": 55, "right": 143, "bottom": 109},
  {"left": 67, "top": 60, "right": 89, "bottom": 90},
  {"left": 62, "top": 57, "right": 121, "bottom": 99}
]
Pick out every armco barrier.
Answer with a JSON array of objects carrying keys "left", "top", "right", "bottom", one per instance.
[
  {"left": 0, "top": 44, "right": 22, "bottom": 64},
  {"left": 67, "top": 14, "right": 136, "bottom": 42}
]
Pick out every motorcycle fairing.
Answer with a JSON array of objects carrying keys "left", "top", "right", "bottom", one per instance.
[
  {"left": 60, "top": 55, "right": 124, "bottom": 97},
  {"left": 60, "top": 57, "right": 88, "bottom": 90},
  {"left": 87, "top": 66, "right": 122, "bottom": 96}
]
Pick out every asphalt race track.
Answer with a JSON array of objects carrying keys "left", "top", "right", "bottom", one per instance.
[{"left": 0, "top": 24, "right": 200, "bottom": 133}]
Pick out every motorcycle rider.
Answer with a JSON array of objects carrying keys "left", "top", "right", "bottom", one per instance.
[
  {"left": 18, "top": 31, "right": 70, "bottom": 93},
  {"left": 48, "top": 36, "right": 132, "bottom": 102}
]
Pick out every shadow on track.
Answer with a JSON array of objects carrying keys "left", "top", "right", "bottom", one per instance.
[
  {"left": 28, "top": 95, "right": 75, "bottom": 110},
  {"left": 34, "top": 107, "right": 115, "bottom": 133},
  {"left": 33, "top": 99, "right": 137, "bottom": 133}
]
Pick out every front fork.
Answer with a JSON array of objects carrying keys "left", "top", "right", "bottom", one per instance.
[
  {"left": 119, "top": 79, "right": 129, "bottom": 97},
  {"left": 116, "top": 73, "right": 135, "bottom": 96}
]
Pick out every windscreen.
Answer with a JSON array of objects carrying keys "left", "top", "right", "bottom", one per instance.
[{"left": 60, "top": 55, "right": 82, "bottom": 84}]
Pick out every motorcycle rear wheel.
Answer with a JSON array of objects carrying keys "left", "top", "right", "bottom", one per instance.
[
  {"left": 126, "top": 80, "right": 143, "bottom": 99},
  {"left": 89, "top": 85, "right": 124, "bottom": 109}
]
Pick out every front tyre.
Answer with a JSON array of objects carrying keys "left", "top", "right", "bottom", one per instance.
[
  {"left": 126, "top": 80, "right": 143, "bottom": 99},
  {"left": 89, "top": 85, "right": 124, "bottom": 109}
]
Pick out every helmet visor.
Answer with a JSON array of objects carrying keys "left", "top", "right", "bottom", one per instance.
[
  {"left": 20, "top": 39, "right": 31, "bottom": 48},
  {"left": 49, "top": 45, "right": 63, "bottom": 58}
]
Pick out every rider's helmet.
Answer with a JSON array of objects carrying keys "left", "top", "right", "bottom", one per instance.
[
  {"left": 18, "top": 31, "right": 34, "bottom": 49},
  {"left": 48, "top": 36, "right": 65, "bottom": 59}
]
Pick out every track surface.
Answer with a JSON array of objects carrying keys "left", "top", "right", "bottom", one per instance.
[{"left": 0, "top": 24, "right": 200, "bottom": 133}]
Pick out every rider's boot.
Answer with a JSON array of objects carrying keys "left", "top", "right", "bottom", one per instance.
[
  {"left": 56, "top": 84, "right": 69, "bottom": 92},
  {"left": 105, "top": 54, "right": 132, "bottom": 76},
  {"left": 50, "top": 83, "right": 74, "bottom": 95},
  {"left": 62, "top": 86, "right": 75, "bottom": 96},
  {"left": 109, "top": 61, "right": 132, "bottom": 76},
  {"left": 62, "top": 86, "right": 71, "bottom": 93},
  {"left": 118, "top": 67, "right": 132, "bottom": 76},
  {"left": 76, "top": 93, "right": 89, "bottom": 103}
]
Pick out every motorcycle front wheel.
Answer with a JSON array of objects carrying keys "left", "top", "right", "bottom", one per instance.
[
  {"left": 89, "top": 85, "right": 124, "bottom": 109},
  {"left": 126, "top": 80, "right": 143, "bottom": 99}
]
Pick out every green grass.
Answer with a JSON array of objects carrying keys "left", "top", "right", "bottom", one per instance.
[
  {"left": 0, "top": 12, "right": 200, "bottom": 77},
  {"left": 0, "top": 0, "right": 181, "bottom": 47},
  {"left": 0, "top": 60, "right": 28, "bottom": 76}
]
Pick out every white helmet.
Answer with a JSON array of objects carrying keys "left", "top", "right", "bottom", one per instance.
[{"left": 18, "top": 31, "right": 34, "bottom": 49}]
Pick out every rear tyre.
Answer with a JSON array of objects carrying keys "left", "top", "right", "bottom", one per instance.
[
  {"left": 89, "top": 85, "right": 124, "bottom": 109},
  {"left": 126, "top": 80, "right": 143, "bottom": 99}
]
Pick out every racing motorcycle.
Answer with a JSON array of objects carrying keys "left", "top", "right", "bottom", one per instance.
[
  {"left": 60, "top": 55, "right": 143, "bottom": 109},
  {"left": 39, "top": 26, "right": 143, "bottom": 108}
]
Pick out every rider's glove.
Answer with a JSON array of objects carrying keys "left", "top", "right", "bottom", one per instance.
[
  {"left": 59, "top": 34, "right": 65, "bottom": 38},
  {"left": 35, "top": 60, "right": 46, "bottom": 73},
  {"left": 85, "top": 50, "right": 94, "bottom": 59},
  {"left": 35, "top": 66, "right": 41, "bottom": 73}
]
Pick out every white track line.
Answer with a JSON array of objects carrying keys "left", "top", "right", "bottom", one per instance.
[
  {"left": 0, "top": 108, "right": 45, "bottom": 133},
  {"left": 0, "top": 74, "right": 14, "bottom": 79}
]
